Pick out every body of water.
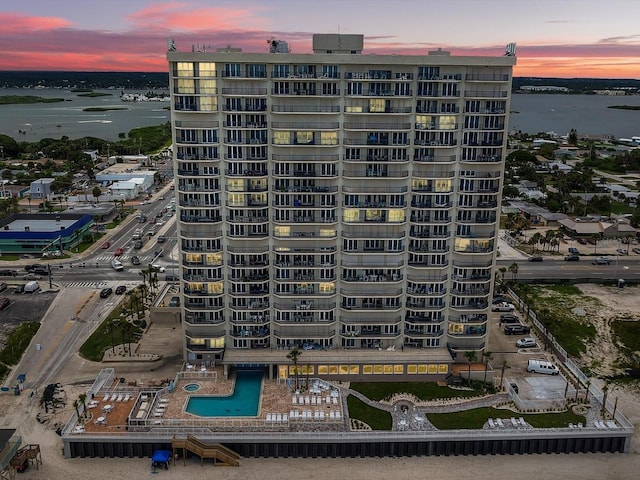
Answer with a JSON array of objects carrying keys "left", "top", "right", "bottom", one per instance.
[
  {"left": 185, "top": 370, "right": 263, "bottom": 417},
  {"left": 509, "top": 94, "right": 640, "bottom": 139},
  {"left": 0, "top": 88, "right": 169, "bottom": 141},
  {"left": 2, "top": 88, "right": 640, "bottom": 142}
]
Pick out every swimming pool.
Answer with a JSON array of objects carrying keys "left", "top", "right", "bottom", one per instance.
[{"left": 185, "top": 370, "right": 263, "bottom": 417}]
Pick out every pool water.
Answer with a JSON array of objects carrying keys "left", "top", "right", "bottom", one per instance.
[
  {"left": 184, "top": 383, "right": 200, "bottom": 392},
  {"left": 185, "top": 370, "right": 263, "bottom": 417}
]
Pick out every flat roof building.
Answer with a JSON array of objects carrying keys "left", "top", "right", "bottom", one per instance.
[{"left": 167, "top": 33, "right": 515, "bottom": 380}]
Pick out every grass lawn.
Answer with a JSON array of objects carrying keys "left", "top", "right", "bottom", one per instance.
[
  {"left": 427, "top": 407, "right": 585, "bottom": 430},
  {"left": 350, "top": 381, "right": 482, "bottom": 402},
  {"left": 346, "top": 395, "right": 392, "bottom": 430},
  {"left": 79, "top": 304, "right": 142, "bottom": 361},
  {"left": 512, "top": 284, "right": 597, "bottom": 356}
]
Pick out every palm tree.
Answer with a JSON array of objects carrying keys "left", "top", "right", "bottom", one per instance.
[
  {"left": 499, "top": 360, "right": 509, "bottom": 391},
  {"left": 73, "top": 399, "right": 80, "bottom": 420},
  {"left": 78, "top": 393, "right": 87, "bottom": 420},
  {"left": 464, "top": 351, "right": 477, "bottom": 387},
  {"left": 482, "top": 351, "right": 494, "bottom": 389},
  {"left": 508, "top": 262, "right": 519, "bottom": 282},
  {"left": 92, "top": 186, "right": 102, "bottom": 203},
  {"left": 286, "top": 347, "right": 302, "bottom": 390}
]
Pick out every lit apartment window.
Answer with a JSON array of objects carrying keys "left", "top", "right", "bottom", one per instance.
[
  {"left": 177, "top": 78, "right": 195, "bottom": 94},
  {"left": 206, "top": 253, "right": 223, "bottom": 265},
  {"left": 273, "top": 131, "right": 291, "bottom": 145},
  {"left": 319, "top": 228, "right": 336, "bottom": 237},
  {"left": 275, "top": 225, "right": 290, "bottom": 237},
  {"left": 227, "top": 179, "right": 245, "bottom": 191},
  {"left": 198, "top": 62, "right": 216, "bottom": 77},
  {"left": 320, "top": 131, "right": 337, "bottom": 145},
  {"left": 177, "top": 62, "right": 194, "bottom": 77},
  {"left": 369, "top": 99, "right": 386, "bottom": 112},
  {"left": 343, "top": 209, "right": 359, "bottom": 222},
  {"left": 198, "top": 79, "right": 217, "bottom": 94},
  {"left": 440, "top": 115, "right": 457, "bottom": 129},
  {"left": 388, "top": 209, "right": 405, "bottom": 222},
  {"left": 435, "top": 179, "right": 452, "bottom": 192},
  {"left": 199, "top": 96, "right": 217, "bottom": 111},
  {"left": 296, "top": 131, "right": 313, "bottom": 144}
]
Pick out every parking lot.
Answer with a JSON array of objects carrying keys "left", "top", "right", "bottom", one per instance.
[{"left": 0, "top": 289, "right": 58, "bottom": 338}]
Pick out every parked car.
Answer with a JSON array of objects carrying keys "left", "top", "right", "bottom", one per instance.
[
  {"left": 115, "top": 285, "right": 127, "bottom": 295},
  {"left": 101, "top": 241, "right": 111, "bottom": 249},
  {"left": 99, "top": 287, "right": 113, "bottom": 298},
  {"left": 592, "top": 256, "right": 611, "bottom": 265},
  {"left": 492, "top": 295, "right": 510, "bottom": 304},
  {"left": 504, "top": 324, "right": 531, "bottom": 335},
  {"left": 0, "top": 297, "right": 10, "bottom": 310},
  {"left": 564, "top": 255, "right": 580, "bottom": 261},
  {"left": 576, "top": 238, "right": 587, "bottom": 245},
  {"left": 0, "top": 282, "right": 6, "bottom": 293},
  {"left": 633, "top": 247, "right": 640, "bottom": 255},
  {"left": 14, "top": 284, "right": 25, "bottom": 294},
  {"left": 114, "top": 247, "right": 124, "bottom": 256},
  {"left": 500, "top": 313, "right": 520, "bottom": 324},
  {"left": 617, "top": 249, "right": 628, "bottom": 256},
  {"left": 492, "top": 302, "right": 515, "bottom": 312},
  {"left": 528, "top": 256, "right": 543, "bottom": 262},
  {"left": 516, "top": 337, "right": 537, "bottom": 348},
  {"left": 0, "top": 269, "right": 18, "bottom": 277},
  {"left": 131, "top": 256, "right": 141, "bottom": 265},
  {"left": 568, "top": 247, "right": 580, "bottom": 254}
]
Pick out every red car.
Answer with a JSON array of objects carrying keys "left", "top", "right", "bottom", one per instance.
[
  {"left": 114, "top": 247, "right": 124, "bottom": 256},
  {"left": 0, "top": 297, "right": 10, "bottom": 310},
  {"left": 101, "top": 241, "right": 111, "bottom": 249}
]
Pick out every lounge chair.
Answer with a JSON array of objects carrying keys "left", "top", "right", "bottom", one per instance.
[
  {"left": 314, "top": 411, "right": 320, "bottom": 421},
  {"left": 292, "top": 396, "right": 297, "bottom": 405},
  {"left": 123, "top": 394, "right": 131, "bottom": 402},
  {"left": 283, "top": 414, "right": 288, "bottom": 423},
  {"left": 326, "top": 395, "right": 331, "bottom": 404},
  {"left": 116, "top": 394, "right": 123, "bottom": 402},
  {"left": 519, "top": 417, "right": 527, "bottom": 427},
  {"left": 311, "top": 397, "right": 317, "bottom": 405},
  {"left": 488, "top": 418, "right": 495, "bottom": 429},
  {"left": 103, "top": 394, "right": 109, "bottom": 402},
  {"left": 496, "top": 418, "right": 504, "bottom": 427},
  {"left": 305, "top": 396, "right": 310, "bottom": 405},
  {"left": 319, "top": 411, "right": 325, "bottom": 421},
  {"left": 332, "top": 397, "right": 338, "bottom": 405},
  {"left": 335, "top": 411, "right": 341, "bottom": 420},
  {"left": 110, "top": 393, "right": 118, "bottom": 402},
  {"left": 606, "top": 420, "right": 617, "bottom": 429},
  {"left": 276, "top": 413, "right": 282, "bottom": 424}
]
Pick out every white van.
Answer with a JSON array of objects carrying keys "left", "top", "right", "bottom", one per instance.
[
  {"left": 526, "top": 359, "right": 560, "bottom": 375},
  {"left": 111, "top": 258, "right": 124, "bottom": 271}
]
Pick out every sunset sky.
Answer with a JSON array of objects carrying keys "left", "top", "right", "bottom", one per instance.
[{"left": 2, "top": 0, "right": 640, "bottom": 78}]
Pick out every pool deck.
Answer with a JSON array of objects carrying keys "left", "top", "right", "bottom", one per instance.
[{"left": 72, "top": 366, "right": 347, "bottom": 434}]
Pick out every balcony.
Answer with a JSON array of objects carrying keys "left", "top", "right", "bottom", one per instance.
[
  {"left": 221, "top": 87, "right": 268, "bottom": 95},
  {"left": 271, "top": 105, "right": 341, "bottom": 113},
  {"left": 180, "top": 215, "right": 222, "bottom": 223}
]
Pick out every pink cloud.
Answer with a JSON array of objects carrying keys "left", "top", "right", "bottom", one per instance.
[
  {"left": 125, "top": 2, "right": 266, "bottom": 32},
  {"left": 0, "top": 12, "right": 72, "bottom": 33}
]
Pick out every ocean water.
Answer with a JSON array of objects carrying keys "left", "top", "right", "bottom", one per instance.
[
  {"left": 0, "top": 88, "right": 169, "bottom": 141},
  {"left": 2, "top": 88, "right": 639, "bottom": 141}
]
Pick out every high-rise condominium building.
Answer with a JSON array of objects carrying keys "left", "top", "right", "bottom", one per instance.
[{"left": 167, "top": 34, "right": 515, "bottom": 380}]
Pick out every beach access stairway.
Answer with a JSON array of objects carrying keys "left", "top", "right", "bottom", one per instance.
[{"left": 172, "top": 435, "right": 240, "bottom": 467}]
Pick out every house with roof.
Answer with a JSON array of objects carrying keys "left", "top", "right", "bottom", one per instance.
[
  {"left": 29, "top": 178, "right": 54, "bottom": 199},
  {"left": 507, "top": 200, "right": 567, "bottom": 227},
  {"left": 516, "top": 180, "right": 546, "bottom": 200}
]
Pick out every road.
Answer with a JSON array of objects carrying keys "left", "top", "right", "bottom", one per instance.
[{"left": 496, "top": 257, "right": 640, "bottom": 282}]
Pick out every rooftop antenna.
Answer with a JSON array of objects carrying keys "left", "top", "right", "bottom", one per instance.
[{"left": 504, "top": 42, "right": 517, "bottom": 57}]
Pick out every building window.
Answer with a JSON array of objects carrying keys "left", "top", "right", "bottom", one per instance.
[
  {"left": 198, "top": 62, "right": 216, "bottom": 77},
  {"left": 273, "top": 131, "right": 291, "bottom": 145},
  {"left": 177, "top": 62, "right": 194, "bottom": 77},
  {"left": 320, "top": 131, "right": 337, "bottom": 145},
  {"left": 198, "top": 79, "right": 217, "bottom": 94},
  {"left": 296, "top": 131, "right": 313, "bottom": 144},
  {"left": 275, "top": 225, "right": 290, "bottom": 237},
  {"left": 388, "top": 209, "right": 405, "bottom": 223},
  {"left": 369, "top": 99, "right": 386, "bottom": 112},
  {"left": 177, "top": 78, "right": 195, "bottom": 94}
]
